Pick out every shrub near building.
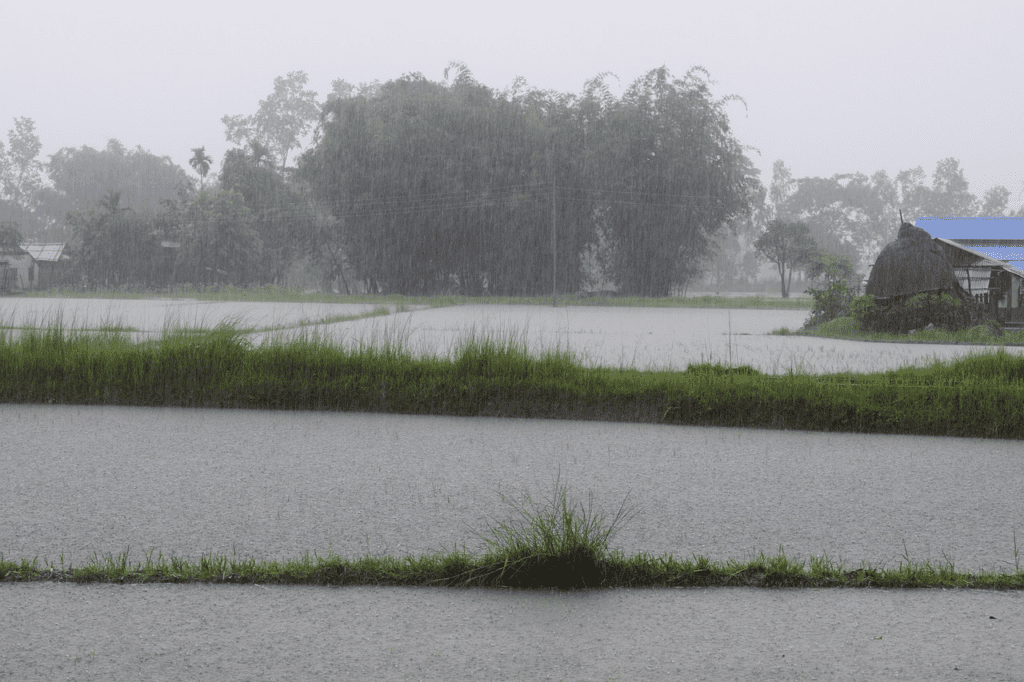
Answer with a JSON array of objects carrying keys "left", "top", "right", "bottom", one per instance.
[{"left": 851, "top": 291, "right": 974, "bottom": 334}]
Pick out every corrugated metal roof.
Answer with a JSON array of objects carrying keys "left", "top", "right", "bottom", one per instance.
[
  {"left": 966, "top": 246, "right": 1024, "bottom": 261},
  {"left": 21, "top": 243, "right": 66, "bottom": 262},
  {"left": 917, "top": 217, "right": 1024, "bottom": 241},
  {"left": 937, "top": 238, "right": 1024, "bottom": 278}
]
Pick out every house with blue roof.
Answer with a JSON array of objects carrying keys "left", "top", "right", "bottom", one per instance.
[{"left": 916, "top": 217, "right": 1024, "bottom": 324}]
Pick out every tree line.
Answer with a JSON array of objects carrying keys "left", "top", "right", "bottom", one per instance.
[
  {"left": 298, "top": 64, "right": 755, "bottom": 296},
  {"left": 710, "top": 157, "right": 1019, "bottom": 297},
  {"left": 1, "top": 66, "right": 1020, "bottom": 294}
]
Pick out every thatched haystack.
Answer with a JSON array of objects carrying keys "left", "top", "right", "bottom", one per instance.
[
  {"left": 866, "top": 223, "right": 968, "bottom": 301},
  {"left": 864, "top": 222, "right": 977, "bottom": 332}
]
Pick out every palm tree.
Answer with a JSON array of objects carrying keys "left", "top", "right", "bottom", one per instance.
[
  {"left": 98, "top": 189, "right": 130, "bottom": 215},
  {"left": 189, "top": 147, "right": 214, "bottom": 191},
  {"left": 247, "top": 139, "right": 274, "bottom": 168}
]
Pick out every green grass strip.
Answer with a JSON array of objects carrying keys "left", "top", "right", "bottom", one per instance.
[
  {"left": 783, "top": 315, "right": 1024, "bottom": 347},
  {"left": 4, "top": 475, "right": 1022, "bottom": 589},
  {"left": 2, "top": 324, "right": 1024, "bottom": 437},
  {"left": 4, "top": 549, "right": 1023, "bottom": 589}
]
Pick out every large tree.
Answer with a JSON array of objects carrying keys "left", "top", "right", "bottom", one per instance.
[
  {"left": 299, "top": 67, "right": 579, "bottom": 295},
  {"left": 0, "top": 117, "right": 46, "bottom": 234},
  {"left": 69, "top": 190, "right": 165, "bottom": 288},
  {"left": 220, "top": 147, "right": 316, "bottom": 284},
  {"left": 774, "top": 158, "right": 1007, "bottom": 272},
  {"left": 928, "top": 157, "right": 977, "bottom": 217},
  {"left": 44, "top": 140, "right": 192, "bottom": 228},
  {"left": 222, "top": 71, "right": 321, "bottom": 171},
  {"left": 594, "top": 67, "right": 752, "bottom": 296},
  {"left": 754, "top": 219, "right": 817, "bottom": 298},
  {"left": 175, "top": 189, "right": 262, "bottom": 286},
  {"left": 979, "top": 185, "right": 1011, "bottom": 216},
  {"left": 299, "top": 64, "right": 751, "bottom": 297}
]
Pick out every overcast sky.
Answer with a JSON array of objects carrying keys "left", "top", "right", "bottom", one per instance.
[{"left": 5, "top": 0, "right": 1022, "bottom": 210}]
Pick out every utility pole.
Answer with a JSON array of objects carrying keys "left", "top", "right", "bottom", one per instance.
[{"left": 551, "top": 176, "right": 557, "bottom": 307}]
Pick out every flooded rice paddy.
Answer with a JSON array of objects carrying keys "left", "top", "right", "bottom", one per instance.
[
  {"left": 3, "top": 405, "right": 1023, "bottom": 571},
  {"left": 3, "top": 295, "right": 1023, "bottom": 372},
  {"left": 2, "top": 298, "right": 1023, "bottom": 680}
]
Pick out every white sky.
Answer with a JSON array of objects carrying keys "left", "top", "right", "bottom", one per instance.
[{"left": 5, "top": 0, "right": 1023, "bottom": 209}]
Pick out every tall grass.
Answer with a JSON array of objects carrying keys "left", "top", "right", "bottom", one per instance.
[{"left": 3, "top": 319, "right": 1024, "bottom": 437}]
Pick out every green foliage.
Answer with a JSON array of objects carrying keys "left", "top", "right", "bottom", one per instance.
[
  {"left": 850, "top": 294, "right": 875, "bottom": 324},
  {"left": 0, "top": 221, "right": 24, "bottom": 251},
  {"left": 597, "top": 67, "right": 752, "bottom": 296},
  {"left": 300, "top": 65, "right": 752, "bottom": 296},
  {"left": 4, "top": 516, "right": 1023, "bottom": 588},
  {"left": 806, "top": 252, "right": 856, "bottom": 283},
  {"left": 804, "top": 280, "right": 859, "bottom": 328},
  {"left": 753, "top": 219, "right": 817, "bottom": 298},
  {"left": 222, "top": 71, "right": 320, "bottom": 170},
  {"left": 978, "top": 319, "right": 1004, "bottom": 338},
  {"left": 6, "top": 545, "right": 1023, "bottom": 589},
  {"left": 174, "top": 189, "right": 263, "bottom": 286},
  {"left": 45, "top": 139, "right": 192, "bottom": 218},
  {"left": 68, "top": 191, "right": 167, "bottom": 288},
  {"left": 683, "top": 362, "right": 761, "bottom": 376},
  {"left": 0, "top": 117, "right": 45, "bottom": 220},
  {"left": 859, "top": 292, "right": 971, "bottom": 334},
  {"left": 189, "top": 147, "right": 213, "bottom": 190},
  {"left": 812, "top": 316, "right": 861, "bottom": 336},
  {"left": 5, "top": 317, "right": 1024, "bottom": 438},
  {"left": 219, "top": 148, "right": 312, "bottom": 284}
]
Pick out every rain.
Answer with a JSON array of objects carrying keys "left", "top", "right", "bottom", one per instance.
[{"left": 2, "top": 2, "right": 1023, "bottom": 680}]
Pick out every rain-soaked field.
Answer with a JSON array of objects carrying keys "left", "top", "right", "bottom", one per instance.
[
  {"left": 2, "top": 297, "right": 1022, "bottom": 680},
  {"left": 2, "top": 295, "right": 1021, "bottom": 373}
]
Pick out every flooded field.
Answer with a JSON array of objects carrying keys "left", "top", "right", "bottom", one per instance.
[
  {"left": 2, "top": 298, "right": 1022, "bottom": 680},
  {"left": 3, "top": 404, "right": 1022, "bottom": 570},
  {"left": 3, "top": 296, "right": 1021, "bottom": 374}
]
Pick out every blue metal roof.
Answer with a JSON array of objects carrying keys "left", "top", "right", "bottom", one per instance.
[
  {"left": 917, "top": 217, "right": 1024, "bottom": 241},
  {"left": 967, "top": 247, "right": 1024, "bottom": 262}
]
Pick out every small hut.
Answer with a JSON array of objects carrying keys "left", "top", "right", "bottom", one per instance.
[{"left": 865, "top": 222, "right": 976, "bottom": 330}]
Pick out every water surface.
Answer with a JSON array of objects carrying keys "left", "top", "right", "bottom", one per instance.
[{"left": 3, "top": 405, "right": 1020, "bottom": 572}]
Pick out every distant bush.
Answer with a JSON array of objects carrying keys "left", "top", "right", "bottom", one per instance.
[{"left": 804, "top": 280, "right": 858, "bottom": 329}]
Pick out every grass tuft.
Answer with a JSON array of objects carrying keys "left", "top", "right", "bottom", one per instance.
[{"left": 470, "top": 473, "right": 637, "bottom": 589}]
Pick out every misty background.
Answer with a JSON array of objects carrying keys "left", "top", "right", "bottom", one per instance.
[{"left": 2, "top": 0, "right": 1021, "bottom": 295}]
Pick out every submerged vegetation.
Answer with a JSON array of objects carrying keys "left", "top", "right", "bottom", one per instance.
[{"left": 3, "top": 479, "right": 1022, "bottom": 589}]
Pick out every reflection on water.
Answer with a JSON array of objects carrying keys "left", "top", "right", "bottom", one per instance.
[{"left": 3, "top": 404, "right": 1021, "bottom": 572}]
